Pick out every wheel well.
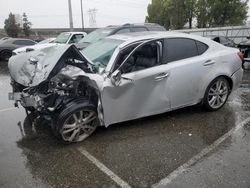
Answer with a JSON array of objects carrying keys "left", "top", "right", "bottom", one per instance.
[{"left": 220, "top": 75, "right": 233, "bottom": 91}]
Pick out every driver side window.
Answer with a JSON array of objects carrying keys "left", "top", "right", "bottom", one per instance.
[{"left": 115, "top": 40, "right": 163, "bottom": 74}]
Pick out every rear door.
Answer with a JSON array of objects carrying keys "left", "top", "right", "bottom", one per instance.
[{"left": 163, "top": 38, "right": 212, "bottom": 109}]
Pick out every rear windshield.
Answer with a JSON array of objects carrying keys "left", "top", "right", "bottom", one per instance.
[
  {"left": 78, "top": 28, "right": 114, "bottom": 44},
  {"left": 54, "top": 33, "right": 71, "bottom": 44}
]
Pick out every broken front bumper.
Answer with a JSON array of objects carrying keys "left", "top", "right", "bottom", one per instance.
[{"left": 8, "top": 92, "right": 42, "bottom": 109}]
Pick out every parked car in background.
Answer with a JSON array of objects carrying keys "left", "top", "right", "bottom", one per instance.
[
  {"left": 13, "top": 32, "right": 86, "bottom": 55},
  {"left": 0, "top": 38, "right": 37, "bottom": 61},
  {"left": 37, "top": 38, "right": 56, "bottom": 44},
  {"left": 238, "top": 37, "right": 250, "bottom": 66},
  {"left": 76, "top": 23, "right": 166, "bottom": 50},
  {"left": 8, "top": 32, "right": 243, "bottom": 143},
  {"left": 13, "top": 38, "right": 56, "bottom": 55},
  {"left": 207, "top": 35, "right": 236, "bottom": 48}
]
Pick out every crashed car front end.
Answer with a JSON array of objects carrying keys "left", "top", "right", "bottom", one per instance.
[{"left": 8, "top": 45, "right": 106, "bottom": 142}]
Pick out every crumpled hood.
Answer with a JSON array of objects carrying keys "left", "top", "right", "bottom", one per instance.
[{"left": 8, "top": 45, "right": 74, "bottom": 87}]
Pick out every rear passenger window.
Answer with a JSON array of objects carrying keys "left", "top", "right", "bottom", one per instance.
[
  {"left": 115, "top": 28, "right": 130, "bottom": 34},
  {"left": 164, "top": 38, "right": 199, "bottom": 63},
  {"left": 196, "top": 41, "right": 208, "bottom": 55}
]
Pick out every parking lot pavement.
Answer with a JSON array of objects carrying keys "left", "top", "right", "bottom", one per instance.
[{"left": 0, "top": 61, "right": 250, "bottom": 188}]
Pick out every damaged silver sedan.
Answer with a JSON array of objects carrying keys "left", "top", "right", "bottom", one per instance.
[{"left": 8, "top": 32, "right": 243, "bottom": 143}]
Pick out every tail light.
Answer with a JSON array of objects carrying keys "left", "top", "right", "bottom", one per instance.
[{"left": 237, "top": 51, "right": 244, "bottom": 61}]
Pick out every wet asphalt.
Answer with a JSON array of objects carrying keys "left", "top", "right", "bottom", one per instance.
[{"left": 0, "top": 60, "right": 250, "bottom": 188}]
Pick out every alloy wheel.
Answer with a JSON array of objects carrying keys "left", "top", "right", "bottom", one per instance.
[
  {"left": 61, "top": 110, "right": 97, "bottom": 142},
  {"left": 207, "top": 79, "right": 229, "bottom": 109}
]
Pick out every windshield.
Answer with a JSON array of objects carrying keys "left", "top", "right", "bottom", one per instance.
[
  {"left": 78, "top": 28, "right": 114, "bottom": 44},
  {"left": 82, "top": 38, "right": 124, "bottom": 68},
  {"left": 38, "top": 38, "right": 54, "bottom": 44},
  {"left": 54, "top": 33, "right": 71, "bottom": 44}
]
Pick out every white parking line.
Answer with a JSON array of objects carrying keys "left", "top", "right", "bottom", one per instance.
[
  {"left": 77, "top": 147, "right": 131, "bottom": 188},
  {"left": 153, "top": 116, "right": 250, "bottom": 188},
  {"left": 0, "top": 107, "right": 16, "bottom": 113}
]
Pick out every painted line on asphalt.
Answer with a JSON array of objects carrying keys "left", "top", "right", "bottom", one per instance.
[
  {"left": 0, "top": 107, "right": 16, "bottom": 113},
  {"left": 78, "top": 147, "right": 131, "bottom": 188},
  {"left": 153, "top": 116, "right": 250, "bottom": 188}
]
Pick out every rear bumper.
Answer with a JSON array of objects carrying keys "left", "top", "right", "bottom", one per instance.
[{"left": 231, "top": 68, "right": 243, "bottom": 91}]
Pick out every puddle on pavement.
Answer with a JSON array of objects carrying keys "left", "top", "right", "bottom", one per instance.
[{"left": 0, "top": 62, "right": 249, "bottom": 187}]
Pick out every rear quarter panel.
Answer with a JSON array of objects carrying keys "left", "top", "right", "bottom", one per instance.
[{"left": 199, "top": 46, "right": 242, "bottom": 100}]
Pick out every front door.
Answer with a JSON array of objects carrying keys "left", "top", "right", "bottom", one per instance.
[{"left": 101, "top": 40, "right": 171, "bottom": 126}]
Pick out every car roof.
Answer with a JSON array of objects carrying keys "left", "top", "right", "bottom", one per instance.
[
  {"left": 7, "top": 38, "right": 35, "bottom": 41},
  {"left": 107, "top": 31, "right": 222, "bottom": 48},
  {"left": 0, "top": 38, "right": 35, "bottom": 44},
  {"left": 106, "top": 23, "right": 165, "bottom": 30},
  {"left": 62, "top": 32, "right": 86, "bottom": 35}
]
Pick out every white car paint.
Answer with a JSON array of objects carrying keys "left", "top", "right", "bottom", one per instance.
[{"left": 13, "top": 32, "right": 87, "bottom": 55}]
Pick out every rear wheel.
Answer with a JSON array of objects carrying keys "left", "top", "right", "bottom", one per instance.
[
  {"left": 203, "top": 77, "right": 230, "bottom": 111},
  {"left": 53, "top": 100, "right": 98, "bottom": 143}
]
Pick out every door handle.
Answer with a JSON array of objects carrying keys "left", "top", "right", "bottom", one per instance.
[
  {"left": 203, "top": 60, "right": 215, "bottom": 66},
  {"left": 155, "top": 72, "right": 169, "bottom": 81}
]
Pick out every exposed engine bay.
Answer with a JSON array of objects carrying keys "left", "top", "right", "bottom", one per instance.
[{"left": 9, "top": 45, "right": 100, "bottom": 111}]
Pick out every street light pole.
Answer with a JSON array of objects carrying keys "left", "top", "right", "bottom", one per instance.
[
  {"left": 68, "top": 0, "right": 74, "bottom": 31},
  {"left": 80, "top": 0, "right": 84, "bottom": 31}
]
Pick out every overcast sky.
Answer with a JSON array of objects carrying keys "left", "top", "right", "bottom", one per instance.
[
  {"left": 0, "top": 0, "right": 250, "bottom": 29},
  {"left": 0, "top": 0, "right": 151, "bottom": 28}
]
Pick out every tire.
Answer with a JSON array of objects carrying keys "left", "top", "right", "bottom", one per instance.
[
  {"left": 0, "top": 50, "right": 12, "bottom": 61},
  {"left": 52, "top": 99, "right": 98, "bottom": 144},
  {"left": 203, "top": 77, "right": 230, "bottom": 111}
]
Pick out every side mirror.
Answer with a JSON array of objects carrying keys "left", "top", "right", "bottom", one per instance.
[{"left": 111, "top": 70, "right": 121, "bottom": 86}]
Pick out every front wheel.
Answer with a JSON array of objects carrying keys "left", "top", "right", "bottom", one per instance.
[
  {"left": 53, "top": 100, "right": 98, "bottom": 143},
  {"left": 203, "top": 77, "right": 230, "bottom": 111}
]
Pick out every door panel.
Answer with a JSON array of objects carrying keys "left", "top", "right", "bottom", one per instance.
[
  {"left": 101, "top": 65, "right": 171, "bottom": 126},
  {"left": 167, "top": 55, "right": 216, "bottom": 109}
]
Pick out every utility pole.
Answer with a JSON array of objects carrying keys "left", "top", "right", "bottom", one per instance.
[
  {"left": 68, "top": 0, "right": 74, "bottom": 31},
  {"left": 80, "top": 0, "right": 84, "bottom": 31},
  {"left": 88, "top": 8, "right": 97, "bottom": 28}
]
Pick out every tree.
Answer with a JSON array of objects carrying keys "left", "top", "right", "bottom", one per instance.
[
  {"left": 146, "top": 0, "right": 187, "bottom": 30},
  {"left": 195, "top": 0, "right": 248, "bottom": 28},
  {"left": 185, "top": 0, "right": 197, "bottom": 28},
  {"left": 4, "top": 13, "right": 21, "bottom": 37},
  {"left": 146, "top": 0, "right": 170, "bottom": 29},
  {"left": 169, "top": 0, "right": 187, "bottom": 29},
  {"left": 209, "top": 0, "right": 248, "bottom": 27},
  {"left": 22, "top": 13, "right": 32, "bottom": 37},
  {"left": 146, "top": 0, "right": 248, "bottom": 29},
  {"left": 195, "top": 0, "right": 211, "bottom": 28}
]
